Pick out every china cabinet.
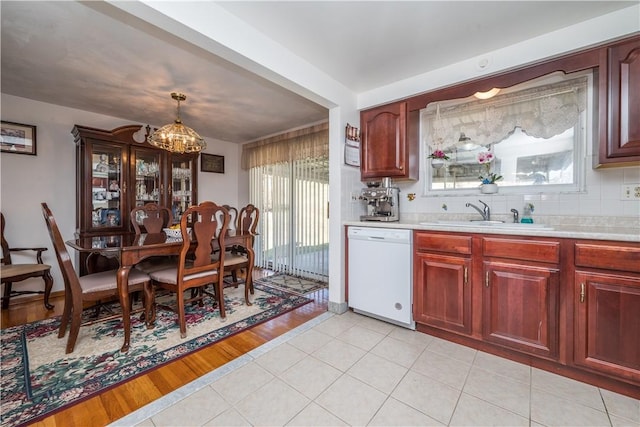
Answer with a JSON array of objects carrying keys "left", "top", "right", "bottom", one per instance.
[{"left": 73, "top": 124, "right": 198, "bottom": 274}]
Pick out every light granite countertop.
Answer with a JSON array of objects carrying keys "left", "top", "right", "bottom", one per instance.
[{"left": 344, "top": 215, "right": 640, "bottom": 242}]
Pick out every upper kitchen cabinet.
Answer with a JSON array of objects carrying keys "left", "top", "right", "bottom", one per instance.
[
  {"left": 73, "top": 124, "right": 198, "bottom": 240},
  {"left": 360, "top": 101, "right": 419, "bottom": 181},
  {"left": 596, "top": 36, "right": 640, "bottom": 167}
]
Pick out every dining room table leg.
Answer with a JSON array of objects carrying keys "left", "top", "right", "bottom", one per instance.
[
  {"left": 116, "top": 265, "right": 132, "bottom": 352},
  {"left": 244, "top": 241, "right": 254, "bottom": 305}
]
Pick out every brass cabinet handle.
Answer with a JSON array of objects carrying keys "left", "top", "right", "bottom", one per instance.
[
  {"left": 580, "top": 283, "right": 585, "bottom": 303},
  {"left": 485, "top": 271, "right": 489, "bottom": 287},
  {"left": 122, "top": 182, "right": 126, "bottom": 194},
  {"left": 160, "top": 184, "right": 164, "bottom": 195},
  {"left": 463, "top": 266, "right": 468, "bottom": 285}
]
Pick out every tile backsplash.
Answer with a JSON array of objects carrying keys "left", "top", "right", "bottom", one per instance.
[{"left": 345, "top": 163, "right": 640, "bottom": 223}]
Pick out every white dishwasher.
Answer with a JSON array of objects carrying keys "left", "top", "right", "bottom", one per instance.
[{"left": 347, "top": 226, "right": 414, "bottom": 329}]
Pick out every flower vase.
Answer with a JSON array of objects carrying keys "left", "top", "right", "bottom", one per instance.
[
  {"left": 481, "top": 183, "right": 498, "bottom": 194},
  {"left": 431, "top": 158, "right": 445, "bottom": 169}
]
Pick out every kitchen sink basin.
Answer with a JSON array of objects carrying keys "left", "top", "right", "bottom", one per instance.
[{"left": 419, "top": 220, "right": 554, "bottom": 231}]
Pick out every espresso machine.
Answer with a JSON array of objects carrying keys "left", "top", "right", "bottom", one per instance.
[{"left": 360, "top": 178, "right": 400, "bottom": 222}]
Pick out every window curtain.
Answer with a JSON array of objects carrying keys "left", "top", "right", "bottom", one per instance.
[
  {"left": 244, "top": 122, "right": 329, "bottom": 281},
  {"left": 241, "top": 122, "right": 329, "bottom": 170},
  {"left": 423, "top": 76, "right": 588, "bottom": 151}
]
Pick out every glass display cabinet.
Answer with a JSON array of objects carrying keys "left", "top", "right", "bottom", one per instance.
[{"left": 73, "top": 124, "right": 198, "bottom": 274}]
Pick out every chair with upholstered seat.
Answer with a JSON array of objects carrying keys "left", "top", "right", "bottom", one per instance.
[
  {"left": 131, "top": 203, "right": 177, "bottom": 274},
  {"left": 41, "top": 203, "right": 154, "bottom": 353},
  {"left": 1, "top": 212, "right": 54, "bottom": 309},
  {"left": 224, "top": 204, "right": 259, "bottom": 295},
  {"left": 149, "top": 201, "right": 229, "bottom": 338}
]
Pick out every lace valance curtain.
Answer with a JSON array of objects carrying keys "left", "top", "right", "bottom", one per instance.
[
  {"left": 241, "top": 122, "right": 329, "bottom": 170},
  {"left": 423, "top": 76, "right": 588, "bottom": 151}
]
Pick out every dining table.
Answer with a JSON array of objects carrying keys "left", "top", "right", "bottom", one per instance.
[{"left": 66, "top": 229, "right": 256, "bottom": 352}]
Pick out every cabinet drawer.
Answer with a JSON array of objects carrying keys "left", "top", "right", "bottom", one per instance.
[
  {"left": 575, "top": 243, "right": 640, "bottom": 273},
  {"left": 483, "top": 237, "right": 560, "bottom": 264},
  {"left": 414, "top": 232, "right": 472, "bottom": 255}
]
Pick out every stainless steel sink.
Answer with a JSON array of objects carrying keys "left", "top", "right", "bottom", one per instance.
[{"left": 419, "top": 220, "right": 554, "bottom": 231}]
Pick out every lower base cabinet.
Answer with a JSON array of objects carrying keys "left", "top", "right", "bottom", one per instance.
[
  {"left": 412, "top": 231, "right": 639, "bottom": 398},
  {"left": 574, "top": 271, "right": 640, "bottom": 384},
  {"left": 414, "top": 252, "right": 471, "bottom": 334},
  {"left": 483, "top": 261, "right": 560, "bottom": 359}
]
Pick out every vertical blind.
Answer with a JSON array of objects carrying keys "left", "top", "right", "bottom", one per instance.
[
  {"left": 249, "top": 158, "right": 329, "bottom": 280},
  {"left": 244, "top": 122, "right": 329, "bottom": 281}
]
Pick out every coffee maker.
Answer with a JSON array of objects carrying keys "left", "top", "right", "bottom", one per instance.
[{"left": 360, "top": 177, "right": 400, "bottom": 222}]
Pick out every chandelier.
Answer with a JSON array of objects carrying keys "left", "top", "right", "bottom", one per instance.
[{"left": 147, "top": 92, "right": 206, "bottom": 154}]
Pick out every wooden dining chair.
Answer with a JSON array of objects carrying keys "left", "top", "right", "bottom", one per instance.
[
  {"left": 149, "top": 201, "right": 229, "bottom": 338},
  {"left": 41, "top": 203, "right": 155, "bottom": 353},
  {"left": 131, "top": 203, "right": 177, "bottom": 274},
  {"left": 222, "top": 205, "right": 238, "bottom": 230},
  {"left": 130, "top": 203, "right": 174, "bottom": 234},
  {"left": 1, "top": 212, "right": 54, "bottom": 309},
  {"left": 224, "top": 204, "right": 259, "bottom": 295},
  {"left": 220, "top": 205, "right": 241, "bottom": 285}
]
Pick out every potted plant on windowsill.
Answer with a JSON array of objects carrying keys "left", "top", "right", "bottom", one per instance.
[
  {"left": 477, "top": 151, "right": 502, "bottom": 193},
  {"left": 428, "top": 149, "right": 450, "bottom": 169}
]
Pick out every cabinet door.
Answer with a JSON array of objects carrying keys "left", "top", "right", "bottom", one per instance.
[
  {"left": 169, "top": 154, "right": 197, "bottom": 224},
  {"left": 414, "top": 252, "right": 471, "bottom": 334},
  {"left": 360, "top": 101, "right": 411, "bottom": 180},
  {"left": 483, "top": 261, "right": 560, "bottom": 359},
  {"left": 574, "top": 271, "right": 640, "bottom": 383},
  {"left": 131, "top": 146, "right": 164, "bottom": 209},
  {"left": 87, "top": 142, "right": 127, "bottom": 233},
  {"left": 600, "top": 37, "right": 640, "bottom": 165}
]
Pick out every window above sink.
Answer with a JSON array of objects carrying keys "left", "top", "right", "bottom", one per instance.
[{"left": 421, "top": 70, "right": 592, "bottom": 196}]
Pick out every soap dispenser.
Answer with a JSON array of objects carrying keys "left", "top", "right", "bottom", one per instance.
[{"left": 521, "top": 203, "right": 534, "bottom": 223}]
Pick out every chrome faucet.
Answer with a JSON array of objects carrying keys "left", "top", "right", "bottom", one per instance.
[
  {"left": 466, "top": 200, "right": 491, "bottom": 221},
  {"left": 510, "top": 208, "right": 519, "bottom": 223}
]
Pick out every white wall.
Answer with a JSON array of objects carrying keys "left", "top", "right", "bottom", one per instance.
[{"left": 0, "top": 94, "right": 243, "bottom": 296}]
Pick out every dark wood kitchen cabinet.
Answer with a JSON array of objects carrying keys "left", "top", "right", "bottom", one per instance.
[
  {"left": 360, "top": 101, "right": 418, "bottom": 181},
  {"left": 413, "top": 232, "right": 472, "bottom": 335},
  {"left": 410, "top": 230, "right": 639, "bottom": 397},
  {"left": 73, "top": 124, "right": 198, "bottom": 274},
  {"left": 573, "top": 242, "right": 640, "bottom": 384},
  {"left": 482, "top": 261, "right": 560, "bottom": 359},
  {"left": 597, "top": 36, "right": 640, "bottom": 167},
  {"left": 481, "top": 237, "right": 561, "bottom": 359}
]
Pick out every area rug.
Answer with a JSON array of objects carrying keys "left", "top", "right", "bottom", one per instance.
[
  {"left": 0, "top": 283, "right": 311, "bottom": 427},
  {"left": 255, "top": 273, "right": 328, "bottom": 295}
]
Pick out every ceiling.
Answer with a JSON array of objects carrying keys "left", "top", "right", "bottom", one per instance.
[{"left": 1, "top": 1, "right": 636, "bottom": 144}]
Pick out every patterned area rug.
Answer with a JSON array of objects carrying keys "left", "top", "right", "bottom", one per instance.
[
  {"left": 0, "top": 283, "right": 311, "bottom": 427},
  {"left": 255, "top": 273, "right": 328, "bottom": 295}
]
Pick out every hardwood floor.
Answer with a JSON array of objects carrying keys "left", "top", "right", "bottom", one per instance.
[{"left": 1, "top": 269, "right": 329, "bottom": 427}]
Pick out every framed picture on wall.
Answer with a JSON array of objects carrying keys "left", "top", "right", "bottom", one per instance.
[
  {"left": 1, "top": 121, "right": 37, "bottom": 155},
  {"left": 201, "top": 153, "right": 225, "bottom": 173}
]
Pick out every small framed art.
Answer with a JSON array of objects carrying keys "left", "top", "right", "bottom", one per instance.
[
  {"left": 201, "top": 153, "right": 225, "bottom": 173},
  {"left": 1, "top": 121, "right": 37, "bottom": 155}
]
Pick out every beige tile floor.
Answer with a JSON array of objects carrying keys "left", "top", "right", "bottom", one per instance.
[{"left": 113, "top": 311, "right": 640, "bottom": 427}]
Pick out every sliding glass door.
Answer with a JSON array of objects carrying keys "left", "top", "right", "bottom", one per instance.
[{"left": 249, "top": 157, "right": 329, "bottom": 280}]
